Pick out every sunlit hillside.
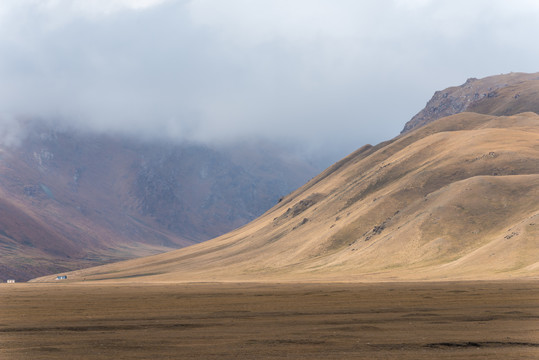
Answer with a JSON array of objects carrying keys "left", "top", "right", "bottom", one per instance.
[{"left": 34, "top": 73, "right": 539, "bottom": 283}]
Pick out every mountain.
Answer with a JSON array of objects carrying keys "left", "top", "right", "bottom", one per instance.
[
  {"left": 37, "top": 73, "right": 539, "bottom": 283},
  {"left": 0, "top": 125, "right": 319, "bottom": 281},
  {"left": 402, "top": 72, "right": 539, "bottom": 133}
]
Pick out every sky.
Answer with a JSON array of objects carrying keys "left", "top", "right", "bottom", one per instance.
[{"left": 1, "top": 0, "right": 538, "bottom": 162}]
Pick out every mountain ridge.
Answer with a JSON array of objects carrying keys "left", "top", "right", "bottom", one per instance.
[
  {"left": 27, "top": 72, "right": 539, "bottom": 282},
  {"left": 0, "top": 127, "right": 318, "bottom": 281},
  {"left": 402, "top": 72, "right": 539, "bottom": 133},
  {"left": 35, "top": 109, "right": 539, "bottom": 282}
]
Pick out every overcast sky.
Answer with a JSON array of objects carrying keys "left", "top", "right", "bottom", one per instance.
[{"left": 1, "top": 0, "right": 538, "bottom": 161}]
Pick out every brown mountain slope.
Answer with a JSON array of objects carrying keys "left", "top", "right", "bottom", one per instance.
[
  {"left": 402, "top": 72, "right": 539, "bottom": 133},
  {"left": 0, "top": 127, "right": 318, "bottom": 281},
  {"left": 36, "top": 111, "right": 539, "bottom": 282}
]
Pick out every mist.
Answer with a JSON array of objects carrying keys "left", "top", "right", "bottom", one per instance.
[{"left": 1, "top": 0, "right": 539, "bottom": 162}]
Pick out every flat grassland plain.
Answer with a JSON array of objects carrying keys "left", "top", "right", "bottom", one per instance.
[{"left": 1, "top": 281, "right": 538, "bottom": 359}]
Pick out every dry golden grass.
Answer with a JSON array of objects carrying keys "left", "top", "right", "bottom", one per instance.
[
  {"left": 13, "top": 77, "right": 539, "bottom": 360},
  {"left": 1, "top": 281, "right": 538, "bottom": 359}
]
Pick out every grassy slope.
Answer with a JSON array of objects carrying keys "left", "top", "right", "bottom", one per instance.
[{"left": 33, "top": 111, "right": 539, "bottom": 282}]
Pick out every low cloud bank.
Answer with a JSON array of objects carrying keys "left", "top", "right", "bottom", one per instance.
[{"left": 1, "top": 0, "right": 538, "bottom": 161}]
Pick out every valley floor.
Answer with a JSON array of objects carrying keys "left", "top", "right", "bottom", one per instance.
[{"left": 1, "top": 281, "right": 538, "bottom": 359}]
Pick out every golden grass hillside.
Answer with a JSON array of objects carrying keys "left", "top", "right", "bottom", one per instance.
[{"left": 33, "top": 109, "right": 539, "bottom": 283}]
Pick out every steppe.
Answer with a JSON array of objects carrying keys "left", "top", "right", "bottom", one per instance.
[
  {"left": 4, "top": 73, "right": 539, "bottom": 359},
  {"left": 2, "top": 281, "right": 538, "bottom": 359}
]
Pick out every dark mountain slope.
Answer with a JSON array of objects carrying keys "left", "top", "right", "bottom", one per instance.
[{"left": 0, "top": 125, "right": 318, "bottom": 281}]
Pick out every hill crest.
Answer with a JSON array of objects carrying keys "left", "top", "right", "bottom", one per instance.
[{"left": 35, "top": 110, "right": 539, "bottom": 282}]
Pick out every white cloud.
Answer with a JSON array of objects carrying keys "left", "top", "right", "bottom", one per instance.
[
  {"left": 186, "top": 0, "right": 365, "bottom": 45},
  {"left": 71, "top": 0, "right": 172, "bottom": 17},
  {"left": 0, "top": 113, "right": 25, "bottom": 147},
  {"left": 1, "top": 0, "right": 170, "bottom": 16},
  {"left": 0, "top": 0, "right": 538, "bottom": 159}
]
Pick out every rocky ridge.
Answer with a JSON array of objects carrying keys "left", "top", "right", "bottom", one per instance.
[{"left": 402, "top": 72, "right": 539, "bottom": 133}]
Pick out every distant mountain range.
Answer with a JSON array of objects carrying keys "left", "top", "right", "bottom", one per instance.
[
  {"left": 0, "top": 128, "right": 319, "bottom": 281},
  {"left": 37, "top": 72, "right": 539, "bottom": 282}
]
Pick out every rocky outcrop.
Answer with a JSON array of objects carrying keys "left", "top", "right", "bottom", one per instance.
[{"left": 402, "top": 72, "right": 539, "bottom": 133}]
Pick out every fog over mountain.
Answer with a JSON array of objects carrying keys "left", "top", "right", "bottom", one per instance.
[{"left": 1, "top": 0, "right": 539, "bottom": 162}]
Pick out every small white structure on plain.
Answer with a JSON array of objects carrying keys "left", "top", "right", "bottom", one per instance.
[
  {"left": 56, "top": 275, "right": 67, "bottom": 280},
  {"left": 7, "top": 279, "right": 15, "bottom": 283}
]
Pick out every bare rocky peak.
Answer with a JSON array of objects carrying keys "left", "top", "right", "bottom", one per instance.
[{"left": 402, "top": 72, "right": 539, "bottom": 133}]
